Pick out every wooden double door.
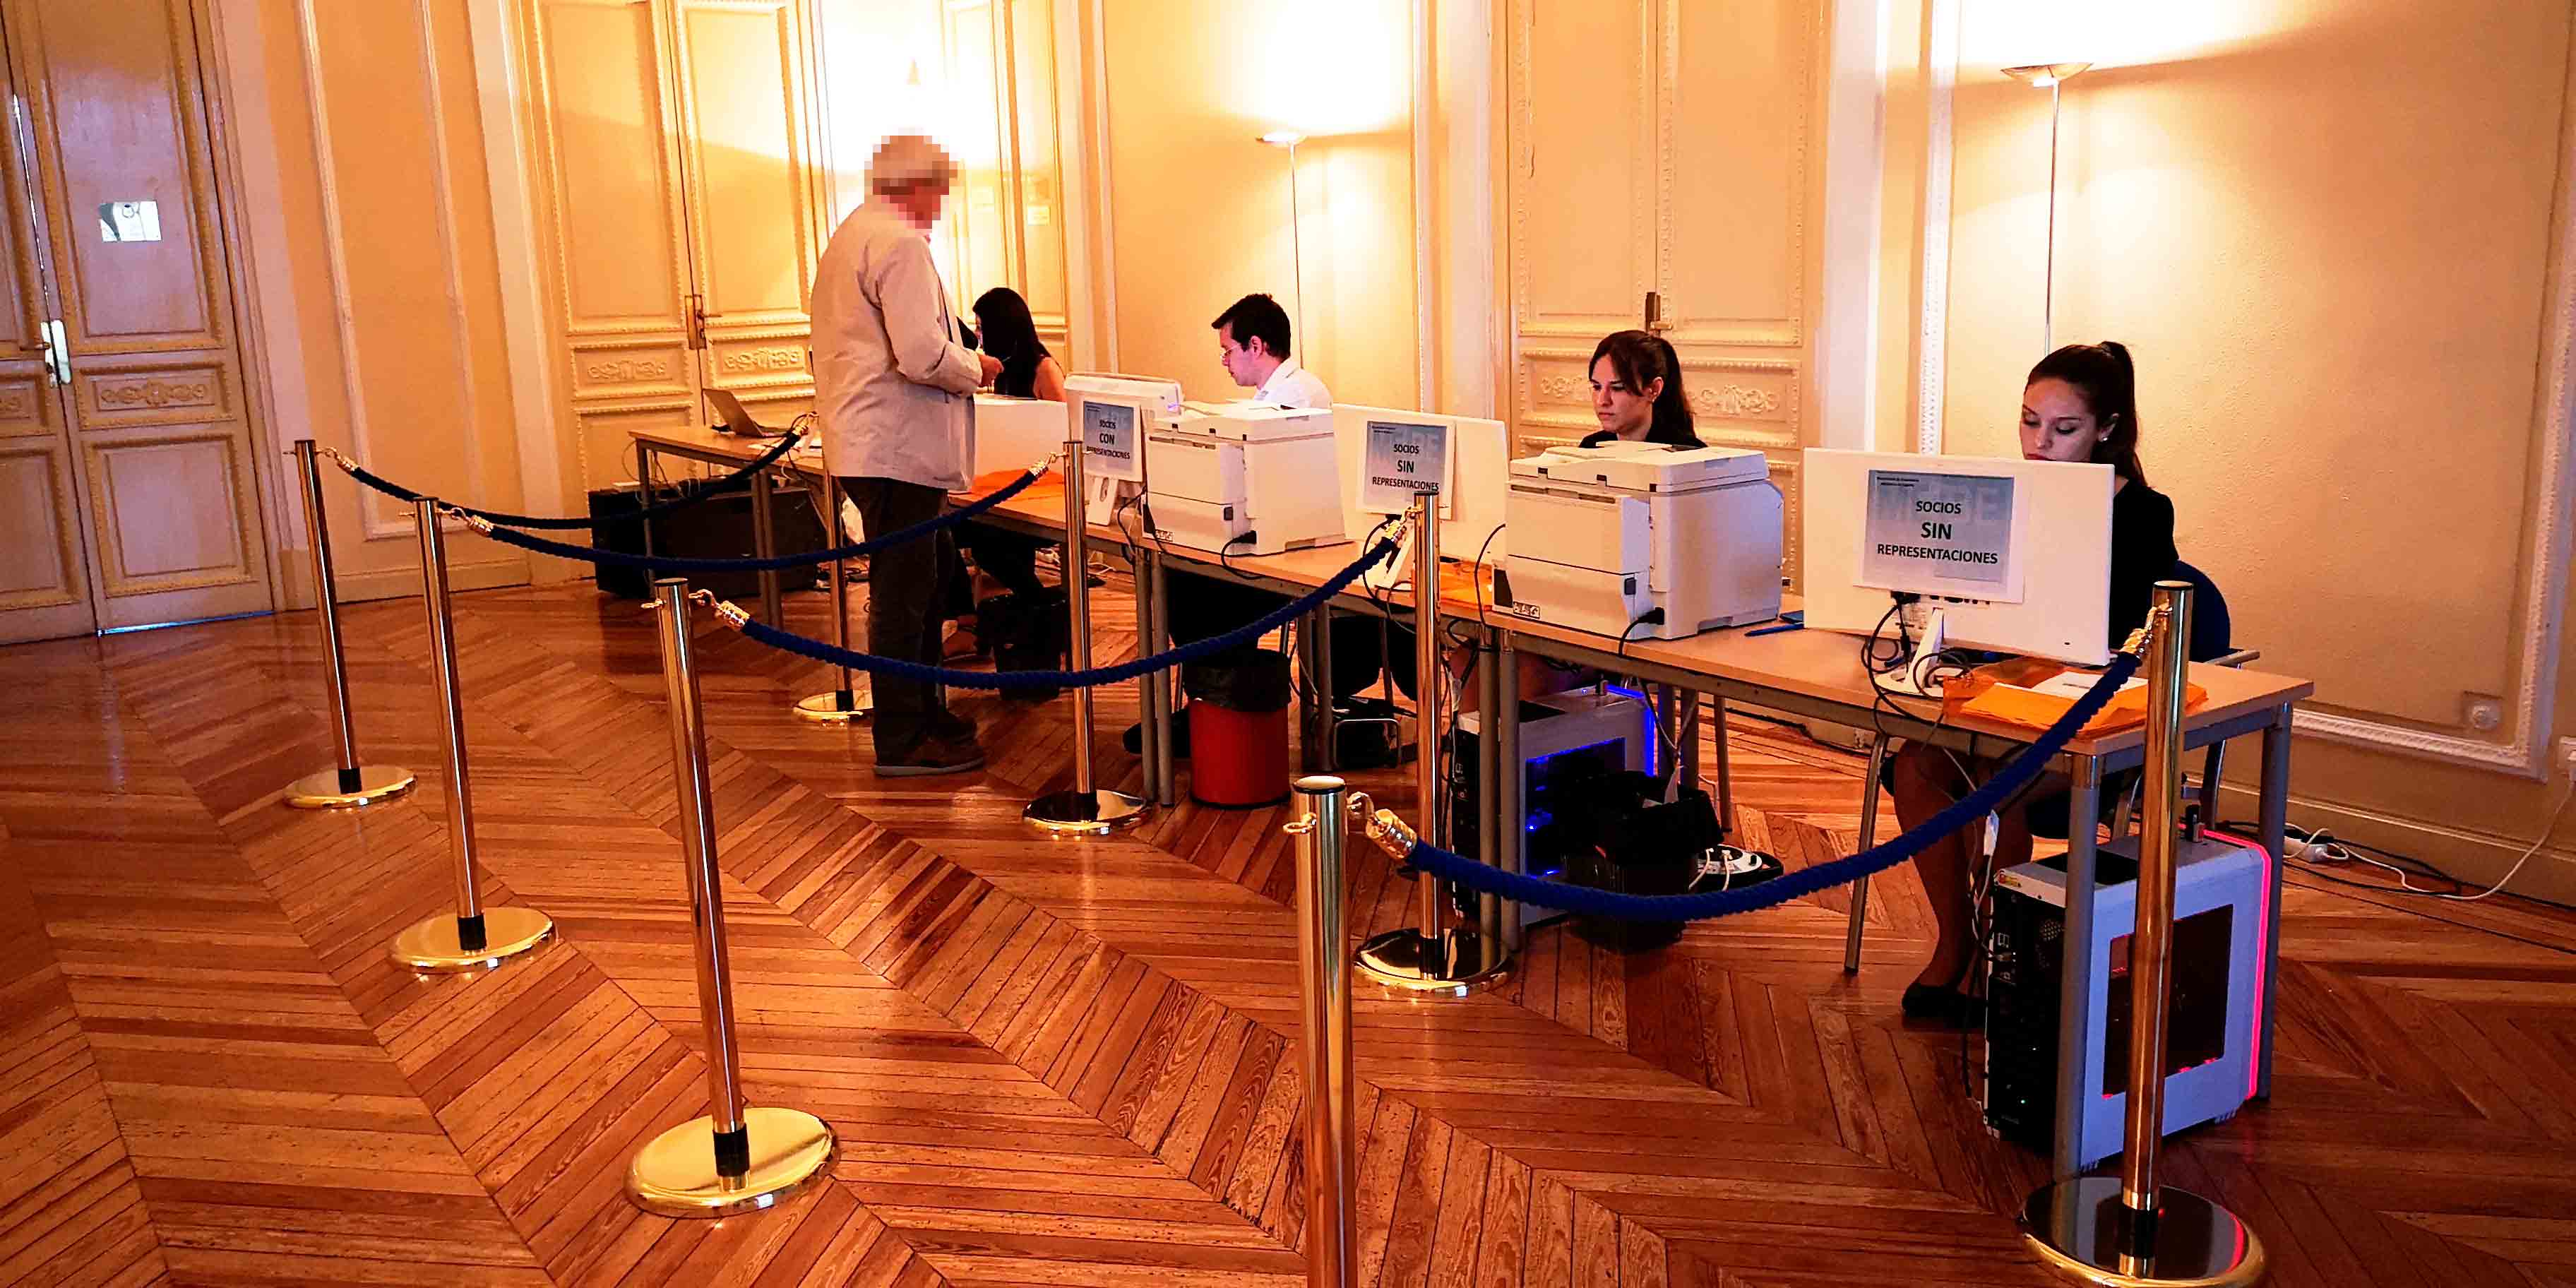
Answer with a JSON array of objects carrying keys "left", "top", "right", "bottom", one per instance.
[
  {"left": 518, "top": 0, "right": 830, "bottom": 494},
  {"left": 0, "top": 0, "right": 270, "bottom": 644},
  {"left": 1501, "top": 0, "right": 1827, "bottom": 581}
]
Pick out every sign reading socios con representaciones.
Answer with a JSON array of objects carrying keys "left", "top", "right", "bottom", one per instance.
[
  {"left": 1858, "top": 468, "right": 2021, "bottom": 600},
  {"left": 1358, "top": 419, "right": 1449, "bottom": 514},
  {"left": 1081, "top": 398, "right": 1143, "bottom": 482}
]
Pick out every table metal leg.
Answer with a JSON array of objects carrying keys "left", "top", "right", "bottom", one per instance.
[
  {"left": 1148, "top": 554, "right": 1175, "bottom": 807},
  {"left": 749, "top": 466, "right": 783, "bottom": 627},
  {"left": 2255, "top": 703, "right": 2291, "bottom": 1099},
  {"left": 1496, "top": 630, "right": 1525, "bottom": 952},
  {"left": 2052, "top": 753, "right": 2105, "bottom": 1179},
  {"left": 1711, "top": 697, "right": 1738, "bottom": 833},
  {"left": 1674, "top": 688, "right": 1703, "bottom": 794},
  {"left": 1477, "top": 627, "right": 1503, "bottom": 967},
  {"left": 1844, "top": 734, "right": 1891, "bottom": 973},
  {"left": 1310, "top": 607, "right": 1339, "bottom": 773},
  {"left": 638, "top": 443, "right": 659, "bottom": 583}
]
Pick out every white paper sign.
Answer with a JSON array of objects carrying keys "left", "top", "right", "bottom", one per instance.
[
  {"left": 1858, "top": 468, "right": 2023, "bottom": 602},
  {"left": 1080, "top": 398, "right": 1143, "bottom": 482},
  {"left": 1357, "top": 419, "right": 1448, "bottom": 514},
  {"left": 2029, "top": 670, "right": 2145, "bottom": 700}
]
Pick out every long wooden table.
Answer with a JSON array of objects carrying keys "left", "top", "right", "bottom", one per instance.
[{"left": 628, "top": 425, "right": 2316, "bottom": 1179}]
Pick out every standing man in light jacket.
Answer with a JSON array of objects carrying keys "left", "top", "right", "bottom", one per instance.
[{"left": 813, "top": 134, "right": 1002, "bottom": 776}]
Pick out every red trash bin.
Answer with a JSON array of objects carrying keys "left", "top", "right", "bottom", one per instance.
[{"left": 1183, "top": 650, "right": 1293, "bottom": 809}]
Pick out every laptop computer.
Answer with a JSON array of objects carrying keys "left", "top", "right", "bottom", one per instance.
[{"left": 708, "top": 388, "right": 787, "bottom": 438}]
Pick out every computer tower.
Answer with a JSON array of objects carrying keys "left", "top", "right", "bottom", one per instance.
[
  {"left": 1446, "top": 688, "right": 1650, "bottom": 929},
  {"left": 586, "top": 481, "right": 826, "bottom": 600},
  {"left": 1982, "top": 832, "right": 2265, "bottom": 1167}
]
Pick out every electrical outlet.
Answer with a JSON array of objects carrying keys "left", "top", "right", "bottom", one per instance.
[{"left": 2557, "top": 736, "right": 2576, "bottom": 778}]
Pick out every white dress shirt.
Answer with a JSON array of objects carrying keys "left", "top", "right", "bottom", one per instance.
[
  {"left": 811, "top": 202, "right": 980, "bottom": 491},
  {"left": 1254, "top": 356, "right": 1333, "bottom": 410}
]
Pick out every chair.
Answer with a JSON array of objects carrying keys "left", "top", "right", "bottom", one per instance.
[{"left": 2106, "top": 559, "right": 2258, "bottom": 837}]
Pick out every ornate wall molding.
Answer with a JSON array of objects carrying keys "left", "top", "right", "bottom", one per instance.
[
  {"left": 2290, "top": 114, "right": 2575, "bottom": 778},
  {"left": 295, "top": 0, "right": 504, "bottom": 542},
  {"left": 1914, "top": 0, "right": 1956, "bottom": 455},
  {"left": 1909, "top": 6, "right": 2572, "bottom": 777}
]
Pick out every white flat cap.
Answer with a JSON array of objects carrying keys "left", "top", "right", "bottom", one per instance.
[{"left": 867, "top": 134, "right": 955, "bottom": 193}]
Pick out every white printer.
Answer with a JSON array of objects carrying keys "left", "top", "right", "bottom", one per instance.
[
  {"left": 1498, "top": 441, "right": 1783, "bottom": 640},
  {"left": 1063, "top": 374, "right": 1184, "bottom": 525},
  {"left": 1140, "top": 402, "right": 1349, "bottom": 556}
]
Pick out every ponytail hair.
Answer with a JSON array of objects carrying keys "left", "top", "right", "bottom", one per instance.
[
  {"left": 2027, "top": 340, "right": 2143, "bottom": 484},
  {"left": 1590, "top": 329, "right": 1702, "bottom": 448}
]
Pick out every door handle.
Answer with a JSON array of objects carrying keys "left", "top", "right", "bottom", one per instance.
[
  {"left": 39, "top": 318, "right": 66, "bottom": 386},
  {"left": 1644, "top": 292, "right": 1673, "bottom": 333}
]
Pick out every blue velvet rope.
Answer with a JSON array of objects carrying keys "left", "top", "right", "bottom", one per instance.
[
  {"left": 729, "top": 538, "right": 1401, "bottom": 690},
  {"left": 1401, "top": 649, "right": 2145, "bottom": 921},
  {"left": 464, "top": 465, "right": 1047, "bottom": 571},
  {"left": 342, "top": 431, "right": 807, "bottom": 529}
]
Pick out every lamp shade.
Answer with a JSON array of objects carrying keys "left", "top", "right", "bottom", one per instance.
[{"left": 2003, "top": 62, "right": 2092, "bottom": 88}]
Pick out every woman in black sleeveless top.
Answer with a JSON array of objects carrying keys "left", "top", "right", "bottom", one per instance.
[{"left": 1888, "top": 341, "right": 2181, "bottom": 1025}]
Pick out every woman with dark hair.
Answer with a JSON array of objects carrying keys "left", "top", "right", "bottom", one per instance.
[
  {"left": 1579, "top": 330, "right": 1703, "bottom": 449},
  {"left": 1886, "top": 340, "right": 2181, "bottom": 1025},
  {"left": 945, "top": 288, "right": 1066, "bottom": 664},
  {"left": 972, "top": 287, "right": 1066, "bottom": 402}
]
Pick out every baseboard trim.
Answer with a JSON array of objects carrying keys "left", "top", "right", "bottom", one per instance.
[
  {"left": 2211, "top": 780, "right": 2576, "bottom": 908},
  {"left": 281, "top": 556, "right": 533, "bottom": 608}
]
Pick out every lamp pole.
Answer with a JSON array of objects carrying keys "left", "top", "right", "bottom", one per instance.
[
  {"left": 1260, "top": 131, "right": 1309, "bottom": 352},
  {"left": 1287, "top": 138, "right": 1306, "bottom": 352},
  {"left": 2003, "top": 64, "right": 2091, "bottom": 354}
]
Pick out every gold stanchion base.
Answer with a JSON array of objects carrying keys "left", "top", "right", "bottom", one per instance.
[
  {"left": 1024, "top": 788, "right": 1149, "bottom": 835},
  {"left": 1355, "top": 928, "right": 1511, "bottom": 998},
  {"left": 626, "top": 1107, "right": 837, "bottom": 1218},
  {"left": 2022, "top": 1178, "right": 2266, "bottom": 1287},
  {"left": 388, "top": 907, "right": 554, "bottom": 973},
  {"left": 283, "top": 765, "right": 417, "bottom": 809},
  {"left": 792, "top": 689, "right": 872, "bottom": 722}
]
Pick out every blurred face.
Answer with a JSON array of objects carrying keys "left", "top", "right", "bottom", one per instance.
[
  {"left": 1590, "top": 355, "right": 1662, "bottom": 439},
  {"left": 2019, "top": 378, "right": 2107, "bottom": 464},
  {"left": 1216, "top": 323, "right": 1271, "bottom": 388},
  {"left": 888, "top": 181, "right": 948, "bottom": 230}
]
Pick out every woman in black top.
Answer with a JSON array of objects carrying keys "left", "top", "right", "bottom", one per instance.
[
  {"left": 1578, "top": 330, "right": 1705, "bottom": 449},
  {"left": 1888, "top": 341, "right": 2177, "bottom": 1023},
  {"left": 974, "top": 287, "right": 1066, "bottom": 402},
  {"left": 946, "top": 289, "right": 1065, "bottom": 661}
]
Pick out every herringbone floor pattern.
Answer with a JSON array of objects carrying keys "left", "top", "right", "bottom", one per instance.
[{"left": 2, "top": 573, "right": 2570, "bottom": 1286}]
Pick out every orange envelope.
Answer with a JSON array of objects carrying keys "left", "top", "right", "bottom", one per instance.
[{"left": 1945, "top": 657, "right": 2204, "bottom": 738}]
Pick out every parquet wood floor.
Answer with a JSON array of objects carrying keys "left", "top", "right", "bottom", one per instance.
[{"left": 3, "top": 572, "right": 2571, "bottom": 1287}]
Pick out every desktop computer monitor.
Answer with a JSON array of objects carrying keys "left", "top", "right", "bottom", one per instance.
[
  {"left": 1802, "top": 448, "right": 2116, "bottom": 687},
  {"left": 1064, "top": 374, "right": 1183, "bottom": 523},
  {"left": 972, "top": 394, "right": 1068, "bottom": 478},
  {"left": 1331, "top": 404, "right": 1510, "bottom": 565}
]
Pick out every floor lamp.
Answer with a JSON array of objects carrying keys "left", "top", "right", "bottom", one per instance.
[
  {"left": 1258, "top": 131, "right": 1308, "bottom": 347},
  {"left": 2003, "top": 63, "right": 2089, "bottom": 353}
]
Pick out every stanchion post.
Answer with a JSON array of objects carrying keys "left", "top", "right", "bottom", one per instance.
[
  {"left": 628, "top": 578, "right": 837, "bottom": 1217},
  {"left": 1150, "top": 553, "right": 1176, "bottom": 807},
  {"left": 2021, "top": 580, "right": 2264, "bottom": 1286},
  {"left": 1355, "top": 495, "right": 1508, "bottom": 996},
  {"left": 1475, "top": 629, "right": 1503, "bottom": 970},
  {"left": 1026, "top": 438, "right": 1147, "bottom": 833},
  {"left": 1412, "top": 495, "right": 1445, "bottom": 937},
  {"left": 1288, "top": 775, "right": 1355, "bottom": 1287},
  {"left": 794, "top": 473, "right": 869, "bottom": 722},
  {"left": 283, "top": 441, "right": 416, "bottom": 809},
  {"left": 387, "top": 498, "right": 553, "bottom": 972}
]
